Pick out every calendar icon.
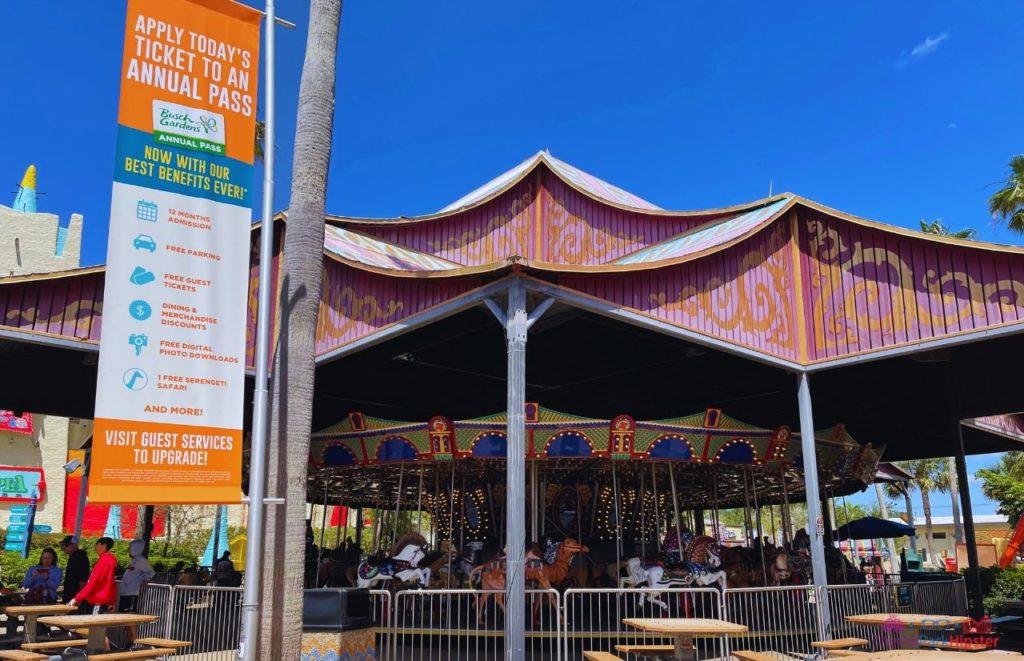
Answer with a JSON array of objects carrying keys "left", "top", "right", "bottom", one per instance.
[{"left": 136, "top": 200, "right": 158, "bottom": 222}]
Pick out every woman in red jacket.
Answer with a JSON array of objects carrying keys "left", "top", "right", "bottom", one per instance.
[{"left": 68, "top": 537, "right": 119, "bottom": 614}]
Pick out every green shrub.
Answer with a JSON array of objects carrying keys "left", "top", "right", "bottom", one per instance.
[{"left": 981, "top": 566, "right": 1024, "bottom": 615}]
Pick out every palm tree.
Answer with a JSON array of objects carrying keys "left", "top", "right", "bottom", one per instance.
[
  {"left": 989, "top": 155, "right": 1024, "bottom": 233},
  {"left": 919, "top": 219, "right": 977, "bottom": 240},
  {"left": 260, "top": 1, "right": 343, "bottom": 658},
  {"left": 897, "top": 459, "right": 948, "bottom": 568},
  {"left": 883, "top": 480, "right": 917, "bottom": 552}
]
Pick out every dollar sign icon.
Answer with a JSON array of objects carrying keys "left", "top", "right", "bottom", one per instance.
[{"left": 129, "top": 299, "right": 152, "bottom": 321}]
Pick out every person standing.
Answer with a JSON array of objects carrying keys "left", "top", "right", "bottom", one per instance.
[
  {"left": 22, "top": 548, "right": 62, "bottom": 604},
  {"left": 68, "top": 537, "right": 118, "bottom": 614},
  {"left": 119, "top": 540, "right": 155, "bottom": 612},
  {"left": 60, "top": 535, "right": 90, "bottom": 609}
]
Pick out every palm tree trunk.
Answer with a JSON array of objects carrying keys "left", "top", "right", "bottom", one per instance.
[
  {"left": 903, "top": 490, "right": 917, "bottom": 552},
  {"left": 948, "top": 457, "right": 963, "bottom": 543},
  {"left": 874, "top": 484, "right": 899, "bottom": 573},
  {"left": 921, "top": 487, "right": 937, "bottom": 569},
  {"left": 260, "top": 1, "right": 343, "bottom": 658}
]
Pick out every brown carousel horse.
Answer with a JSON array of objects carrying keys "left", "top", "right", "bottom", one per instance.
[
  {"left": 426, "top": 540, "right": 459, "bottom": 588},
  {"left": 470, "top": 537, "right": 589, "bottom": 625}
]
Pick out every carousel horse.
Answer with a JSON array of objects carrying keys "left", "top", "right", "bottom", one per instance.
[
  {"left": 470, "top": 537, "right": 588, "bottom": 625},
  {"left": 356, "top": 533, "right": 432, "bottom": 589},
  {"left": 426, "top": 540, "right": 460, "bottom": 588},
  {"left": 621, "top": 557, "right": 695, "bottom": 610},
  {"left": 722, "top": 546, "right": 754, "bottom": 589},
  {"left": 763, "top": 547, "right": 792, "bottom": 585},
  {"left": 622, "top": 535, "right": 727, "bottom": 611},
  {"left": 680, "top": 535, "right": 728, "bottom": 590},
  {"left": 458, "top": 541, "right": 485, "bottom": 587}
]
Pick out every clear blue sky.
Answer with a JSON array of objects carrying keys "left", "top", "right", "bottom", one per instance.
[{"left": 2, "top": 2, "right": 1020, "bottom": 515}]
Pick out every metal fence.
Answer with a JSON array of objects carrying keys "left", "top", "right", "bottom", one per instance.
[
  {"left": 111, "top": 578, "right": 968, "bottom": 659},
  {"left": 166, "top": 585, "right": 243, "bottom": 660},
  {"left": 390, "top": 588, "right": 561, "bottom": 661},
  {"left": 563, "top": 587, "right": 722, "bottom": 660},
  {"left": 724, "top": 585, "right": 821, "bottom": 656}
]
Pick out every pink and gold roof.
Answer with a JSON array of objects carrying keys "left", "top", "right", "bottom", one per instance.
[{"left": 3, "top": 152, "right": 1024, "bottom": 371}]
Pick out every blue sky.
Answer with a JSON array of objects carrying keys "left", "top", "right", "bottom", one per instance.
[{"left": 2, "top": 2, "right": 1020, "bottom": 516}]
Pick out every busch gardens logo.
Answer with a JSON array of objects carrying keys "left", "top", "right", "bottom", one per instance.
[{"left": 151, "top": 100, "right": 226, "bottom": 156}]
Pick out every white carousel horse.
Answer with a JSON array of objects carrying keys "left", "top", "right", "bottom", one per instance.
[
  {"left": 622, "top": 535, "right": 728, "bottom": 611},
  {"left": 356, "top": 533, "right": 432, "bottom": 589}
]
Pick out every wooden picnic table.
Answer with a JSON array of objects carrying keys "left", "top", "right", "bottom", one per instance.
[
  {"left": 3, "top": 604, "right": 75, "bottom": 643},
  {"left": 623, "top": 617, "right": 748, "bottom": 660},
  {"left": 38, "top": 613, "right": 158, "bottom": 653}
]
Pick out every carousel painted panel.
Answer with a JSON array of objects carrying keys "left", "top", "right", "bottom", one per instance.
[
  {"left": 538, "top": 170, "right": 706, "bottom": 265},
  {"left": 799, "top": 209, "right": 1024, "bottom": 361},
  {"left": 357, "top": 178, "right": 536, "bottom": 266},
  {"left": 314, "top": 261, "right": 481, "bottom": 356},
  {"left": 0, "top": 270, "right": 105, "bottom": 343},
  {"left": 559, "top": 219, "right": 800, "bottom": 361}
]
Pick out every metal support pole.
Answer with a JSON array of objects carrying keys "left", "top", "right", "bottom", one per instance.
[
  {"left": 956, "top": 424, "right": 984, "bottom": 618},
  {"left": 651, "top": 464, "right": 662, "bottom": 551},
  {"left": 316, "top": 484, "right": 329, "bottom": 587},
  {"left": 530, "top": 460, "right": 539, "bottom": 542},
  {"left": 416, "top": 468, "right": 424, "bottom": 537},
  {"left": 504, "top": 280, "right": 528, "bottom": 661},
  {"left": 393, "top": 462, "right": 405, "bottom": 542},
  {"left": 73, "top": 450, "right": 91, "bottom": 542},
  {"left": 669, "top": 464, "right": 683, "bottom": 562},
  {"left": 797, "top": 372, "right": 831, "bottom": 639},
  {"left": 238, "top": 2, "right": 277, "bottom": 657},
  {"left": 612, "top": 460, "right": 623, "bottom": 579}
]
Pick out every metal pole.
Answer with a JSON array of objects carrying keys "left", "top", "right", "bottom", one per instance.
[
  {"left": 416, "top": 468, "right": 424, "bottom": 537},
  {"left": 612, "top": 460, "right": 622, "bottom": 579},
  {"left": 336, "top": 485, "right": 345, "bottom": 548},
  {"left": 530, "top": 460, "right": 538, "bottom": 542},
  {"left": 780, "top": 468, "right": 792, "bottom": 544},
  {"left": 651, "top": 464, "right": 661, "bottom": 551},
  {"left": 393, "top": 462, "right": 405, "bottom": 542},
  {"left": 956, "top": 424, "right": 984, "bottom": 618},
  {"left": 639, "top": 468, "right": 647, "bottom": 557},
  {"left": 212, "top": 505, "right": 223, "bottom": 569},
  {"left": 316, "top": 483, "right": 329, "bottom": 587},
  {"left": 797, "top": 372, "right": 831, "bottom": 639},
  {"left": 504, "top": 280, "right": 528, "bottom": 661},
  {"left": 73, "top": 450, "right": 91, "bottom": 541},
  {"left": 238, "top": 2, "right": 277, "bottom": 657},
  {"left": 446, "top": 460, "right": 455, "bottom": 589},
  {"left": 668, "top": 464, "right": 683, "bottom": 562}
]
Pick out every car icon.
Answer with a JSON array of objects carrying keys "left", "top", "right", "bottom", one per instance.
[{"left": 133, "top": 234, "right": 157, "bottom": 252}]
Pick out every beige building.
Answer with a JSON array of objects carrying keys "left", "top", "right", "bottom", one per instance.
[
  {"left": 890, "top": 514, "right": 1013, "bottom": 569},
  {"left": 0, "top": 165, "right": 87, "bottom": 532},
  {"left": 0, "top": 165, "right": 83, "bottom": 277}
]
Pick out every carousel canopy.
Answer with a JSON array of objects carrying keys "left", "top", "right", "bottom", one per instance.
[{"left": 306, "top": 406, "right": 883, "bottom": 509}]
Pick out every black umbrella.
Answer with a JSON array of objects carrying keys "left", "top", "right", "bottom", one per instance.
[{"left": 837, "top": 516, "right": 915, "bottom": 540}]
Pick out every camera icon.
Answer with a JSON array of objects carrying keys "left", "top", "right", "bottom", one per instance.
[{"left": 129, "top": 333, "right": 148, "bottom": 357}]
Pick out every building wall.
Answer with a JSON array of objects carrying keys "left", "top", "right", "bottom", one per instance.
[
  {"left": 0, "top": 201, "right": 85, "bottom": 534},
  {"left": 0, "top": 416, "right": 91, "bottom": 530},
  {"left": 900, "top": 521, "right": 1012, "bottom": 567},
  {"left": 0, "top": 205, "right": 83, "bottom": 276}
]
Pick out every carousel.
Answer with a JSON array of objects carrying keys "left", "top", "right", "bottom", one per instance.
[{"left": 306, "top": 404, "right": 882, "bottom": 604}]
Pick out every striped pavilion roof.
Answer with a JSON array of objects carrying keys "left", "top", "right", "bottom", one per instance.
[
  {"left": 613, "top": 197, "right": 792, "bottom": 265},
  {"left": 323, "top": 224, "right": 462, "bottom": 272},
  {"left": 439, "top": 151, "right": 661, "bottom": 213}
]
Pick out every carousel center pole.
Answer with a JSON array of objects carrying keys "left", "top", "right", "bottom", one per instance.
[
  {"left": 797, "top": 372, "right": 831, "bottom": 639},
  {"left": 487, "top": 281, "right": 552, "bottom": 661},
  {"left": 504, "top": 280, "right": 528, "bottom": 661}
]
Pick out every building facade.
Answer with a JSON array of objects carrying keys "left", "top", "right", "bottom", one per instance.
[{"left": 0, "top": 165, "right": 87, "bottom": 531}]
